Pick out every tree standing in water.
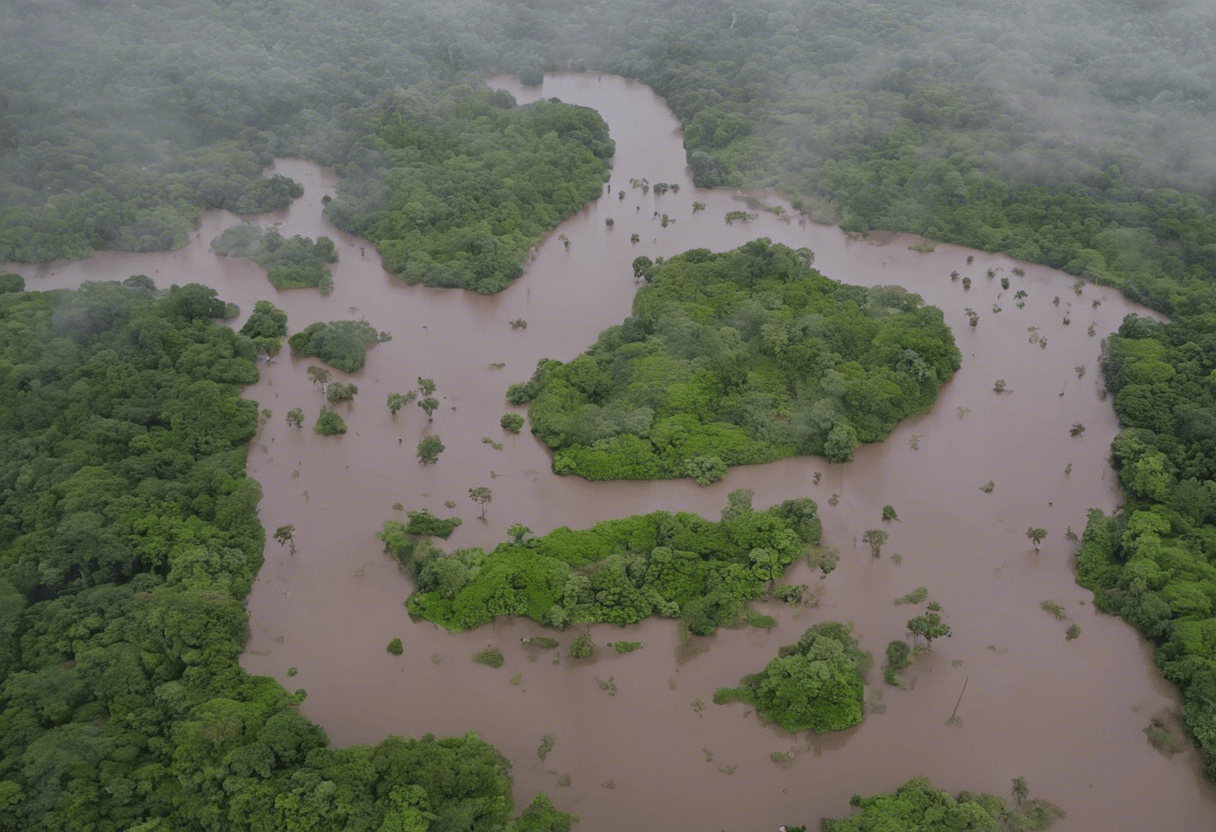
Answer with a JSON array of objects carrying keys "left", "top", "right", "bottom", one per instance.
[
  {"left": 1027, "top": 527, "right": 1048, "bottom": 551},
  {"left": 469, "top": 486, "right": 492, "bottom": 518},
  {"left": 274, "top": 524, "right": 296, "bottom": 554}
]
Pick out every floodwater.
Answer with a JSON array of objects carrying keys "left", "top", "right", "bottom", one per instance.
[{"left": 9, "top": 73, "right": 1215, "bottom": 831}]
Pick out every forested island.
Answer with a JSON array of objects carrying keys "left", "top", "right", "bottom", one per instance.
[
  {"left": 383, "top": 489, "right": 821, "bottom": 634},
  {"left": 513, "top": 239, "right": 960, "bottom": 480},
  {"left": 3, "top": 0, "right": 1216, "bottom": 826}
]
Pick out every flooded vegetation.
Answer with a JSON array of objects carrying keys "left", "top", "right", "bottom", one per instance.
[{"left": 7, "top": 73, "right": 1214, "bottom": 831}]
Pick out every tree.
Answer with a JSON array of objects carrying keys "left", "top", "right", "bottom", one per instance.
[
  {"left": 508, "top": 523, "right": 531, "bottom": 543},
  {"left": 1011, "top": 776, "right": 1029, "bottom": 805},
  {"left": 307, "top": 365, "right": 331, "bottom": 388},
  {"left": 274, "top": 524, "right": 296, "bottom": 554},
  {"left": 501, "top": 413, "right": 525, "bottom": 433},
  {"left": 862, "top": 529, "right": 889, "bottom": 558},
  {"left": 314, "top": 408, "right": 347, "bottom": 435},
  {"left": 388, "top": 391, "right": 417, "bottom": 416},
  {"left": 417, "top": 377, "right": 437, "bottom": 397},
  {"left": 1070, "top": 422, "right": 1085, "bottom": 437},
  {"left": 417, "top": 435, "right": 445, "bottom": 465},
  {"left": 632, "top": 255, "right": 653, "bottom": 280},
  {"left": 469, "top": 486, "right": 493, "bottom": 518},
  {"left": 286, "top": 407, "right": 305, "bottom": 429},
  {"left": 993, "top": 379, "right": 1007, "bottom": 393},
  {"left": 907, "top": 611, "right": 951, "bottom": 649},
  {"left": 419, "top": 397, "right": 440, "bottom": 421},
  {"left": 881, "top": 505, "right": 899, "bottom": 522},
  {"left": 1027, "top": 527, "right": 1048, "bottom": 550},
  {"left": 326, "top": 382, "right": 358, "bottom": 404}
]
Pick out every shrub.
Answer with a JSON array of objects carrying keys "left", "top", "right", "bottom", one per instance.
[
  {"left": 501, "top": 413, "right": 525, "bottom": 433},
  {"left": 473, "top": 648, "right": 505, "bottom": 668},
  {"left": 568, "top": 634, "right": 596, "bottom": 659},
  {"left": 314, "top": 408, "right": 347, "bottom": 435},
  {"left": 387, "top": 638, "right": 403, "bottom": 655},
  {"left": 613, "top": 641, "right": 643, "bottom": 654}
]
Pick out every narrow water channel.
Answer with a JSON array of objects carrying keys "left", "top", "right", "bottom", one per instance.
[{"left": 8, "top": 73, "right": 1215, "bottom": 831}]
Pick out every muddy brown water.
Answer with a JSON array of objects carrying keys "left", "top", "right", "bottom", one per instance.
[{"left": 8, "top": 73, "right": 1216, "bottom": 831}]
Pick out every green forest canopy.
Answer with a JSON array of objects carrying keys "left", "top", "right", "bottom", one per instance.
[
  {"left": 515, "top": 239, "right": 960, "bottom": 480},
  {"left": 382, "top": 489, "right": 822, "bottom": 634},
  {"left": 0, "top": 281, "right": 570, "bottom": 831},
  {"left": 820, "top": 776, "right": 1063, "bottom": 832},
  {"left": 287, "top": 319, "right": 383, "bottom": 373},
  {"left": 715, "top": 622, "right": 869, "bottom": 735},
  {"left": 213, "top": 225, "right": 339, "bottom": 291}
]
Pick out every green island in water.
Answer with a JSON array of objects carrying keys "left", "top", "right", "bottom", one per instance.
[{"left": 512, "top": 239, "right": 961, "bottom": 482}]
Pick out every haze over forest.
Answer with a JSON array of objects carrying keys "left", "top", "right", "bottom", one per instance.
[{"left": 2, "top": 1, "right": 1216, "bottom": 830}]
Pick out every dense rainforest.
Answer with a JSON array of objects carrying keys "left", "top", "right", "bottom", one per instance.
[
  {"left": 0, "top": 281, "right": 571, "bottom": 831},
  {"left": 513, "top": 239, "right": 960, "bottom": 479},
  {"left": 2, "top": 0, "right": 1215, "bottom": 815},
  {"left": 383, "top": 489, "right": 822, "bottom": 634}
]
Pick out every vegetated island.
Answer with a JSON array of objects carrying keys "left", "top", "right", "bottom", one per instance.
[
  {"left": 288, "top": 318, "right": 387, "bottom": 373},
  {"left": 326, "top": 93, "right": 613, "bottom": 293},
  {"left": 381, "top": 489, "right": 821, "bottom": 633},
  {"left": 714, "top": 622, "right": 869, "bottom": 734},
  {"left": 511, "top": 239, "right": 960, "bottom": 482},
  {"left": 816, "top": 776, "right": 1063, "bottom": 832},
  {"left": 212, "top": 224, "right": 339, "bottom": 293},
  {"left": 0, "top": 280, "right": 570, "bottom": 832}
]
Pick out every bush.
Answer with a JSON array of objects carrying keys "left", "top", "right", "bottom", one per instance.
[
  {"left": 501, "top": 413, "right": 525, "bottom": 433},
  {"left": 314, "top": 408, "right": 347, "bottom": 435},
  {"left": 473, "top": 648, "right": 505, "bottom": 668},
  {"left": 568, "top": 634, "right": 595, "bottom": 659},
  {"left": 612, "top": 641, "right": 642, "bottom": 654},
  {"left": 404, "top": 509, "right": 462, "bottom": 538},
  {"left": 884, "top": 640, "right": 911, "bottom": 686},
  {"left": 387, "top": 638, "right": 403, "bottom": 655},
  {"left": 895, "top": 587, "right": 928, "bottom": 605}
]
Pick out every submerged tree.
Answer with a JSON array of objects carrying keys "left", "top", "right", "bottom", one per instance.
[
  {"left": 274, "top": 524, "right": 296, "bottom": 554},
  {"left": 469, "top": 486, "right": 493, "bottom": 518},
  {"left": 417, "top": 435, "right": 445, "bottom": 465},
  {"left": 286, "top": 407, "right": 305, "bottom": 429},
  {"left": 862, "top": 529, "right": 889, "bottom": 558},
  {"left": 388, "top": 391, "right": 417, "bottom": 416},
  {"left": 1027, "top": 527, "right": 1048, "bottom": 551}
]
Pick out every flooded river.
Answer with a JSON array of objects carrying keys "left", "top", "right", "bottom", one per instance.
[{"left": 9, "top": 73, "right": 1215, "bottom": 830}]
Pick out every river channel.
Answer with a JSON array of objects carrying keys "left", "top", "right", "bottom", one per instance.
[{"left": 8, "top": 73, "right": 1216, "bottom": 830}]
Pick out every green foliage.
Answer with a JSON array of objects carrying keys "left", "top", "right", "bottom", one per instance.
[
  {"left": 1065, "top": 624, "right": 1081, "bottom": 641},
  {"left": 473, "top": 648, "right": 505, "bottom": 668},
  {"left": 0, "top": 281, "right": 550, "bottom": 831},
  {"left": 1040, "top": 601, "right": 1067, "bottom": 621},
  {"left": 285, "top": 407, "right": 305, "bottom": 429},
  {"left": 387, "top": 638, "right": 404, "bottom": 655},
  {"left": 404, "top": 510, "right": 462, "bottom": 539},
  {"left": 400, "top": 492, "right": 821, "bottom": 635},
  {"left": 612, "top": 641, "right": 642, "bottom": 654},
  {"left": 908, "top": 611, "right": 952, "bottom": 649},
  {"left": 289, "top": 319, "right": 380, "bottom": 372},
  {"left": 416, "top": 435, "right": 445, "bottom": 465},
  {"left": 325, "top": 381, "right": 358, "bottom": 404},
  {"left": 313, "top": 408, "right": 347, "bottom": 435},
  {"left": 213, "top": 226, "right": 338, "bottom": 290},
  {"left": 501, "top": 413, "right": 525, "bottom": 433},
  {"left": 523, "top": 240, "right": 959, "bottom": 481},
  {"left": 568, "top": 634, "right": 595, "bottom": 659},
  {"left": 1026, "top": 527, "right": 1048, "bottom": 549},
  {"left": 722, "top": 623, "right": 868, "bottom": 734},
  {"left": 330, "top": 96, "right": 611, "bottom": 294},
  {"left": 882, "top": 504, "right": 899, "bottom": 522},
  {"left": 388, "top": 390, "right": 417, "bottom": 415},
  {"left": 0, "top": 272, "right": 25, "bottom": 293},
  {"left": 823, "top": 777, "right": 1063, "bottom": 831},
  {"left": 239, "top": 300, "right": 288, "bottom": 355},
  {"left": 884, "top": 640, "right": 912, "bottom": 687},
  {"left": 895, "top": 587, "right": 928, "bottom": 606}
]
